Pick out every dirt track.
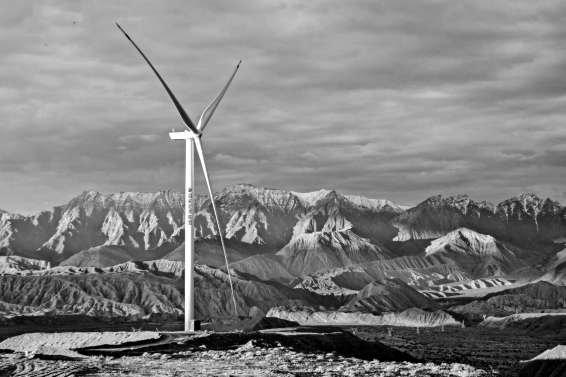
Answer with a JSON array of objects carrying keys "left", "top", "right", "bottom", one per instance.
[{"left": 0, "top": 356, "right": 96, "bottom": 377}]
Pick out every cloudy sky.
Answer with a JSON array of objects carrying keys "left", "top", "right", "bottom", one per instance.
[{"left": 1, "top": 0, "right": 566, "bottom": 213}]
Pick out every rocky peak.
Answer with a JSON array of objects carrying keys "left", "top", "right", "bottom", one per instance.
[
  {"left": 424, "top": 228, "right": 499, "bottom": 257},
  {"left": 392, "top": 195, "right": 495, "bottom": 242},
  {"left": 495, "top": 193, "right": 565, "bottom": 238},
  {"left": 497, "top": 193, "right": 561, "bottom": 219},
  {"left": 69, "top": 190, "right": 184, "bottom": 211},
  {"left": 419, "top": 194, "right": 494, "bottom": 215},
  {"left": 292, "top": 189, "right": 334, "bottom": 208},
  {"left": 345, "top": 195, "right": 406, "bottom": 214},
  {"left": 216, "top": 184, "right": 305, "bottom": 213},
  {"left": 35, "top": 191, "right": 186, "bottom": 261}
]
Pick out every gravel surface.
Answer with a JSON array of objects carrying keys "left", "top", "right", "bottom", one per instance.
[{"left": 0, "top": 340, "right": 495, "bottom": 376}]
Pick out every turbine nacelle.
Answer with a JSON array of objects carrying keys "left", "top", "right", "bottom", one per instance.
[{"left": 169, "top": 129, "right": 198, "bottom": 140}]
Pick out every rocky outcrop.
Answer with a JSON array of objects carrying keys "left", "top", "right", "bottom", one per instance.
[
  {"left": 421, "top": 277, "right": 513, "bottom": 298},
  {"left": 250, "top": 316, "right": 300, "bottom": 330},
  {"left": 266, "top": 306, "right": 459, "bottom": 327},
  {"left": 0, "top": 255, "right": 50, "bottom": 274},
  {"left": 479, "top": 313, "right": 566, "bottom": 335},
  {"left": 292, "top": 266, "right": 375, "bottom": 296},
  {"left": 362, "top": 255, "right": 470, "bottom": 287},
  {"left": 107, "top": 259, "right": 185, "bottom": 277}
]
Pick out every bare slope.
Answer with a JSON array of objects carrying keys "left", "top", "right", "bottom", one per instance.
[
  {"left": 538, "top": 247, "right": 566, "bottom": 285},
  {"left": 341, "top": 278, "right": 436, "bottom": 314},
  {"left": 59, "top": 245, "right": 162, "bottom": 268},
  {"left": 0, "top": 260, "right": 338, "bottom": 321},
  {"left": 424, "top": 228, "right": 526, "bottom": 278},
  {"left": 164, "top": 239, "right": 256, "bottom": 267}
]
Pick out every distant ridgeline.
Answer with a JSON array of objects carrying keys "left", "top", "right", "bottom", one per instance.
[{"left": 0, "top": 184, "right": 564, "bottom": 322}]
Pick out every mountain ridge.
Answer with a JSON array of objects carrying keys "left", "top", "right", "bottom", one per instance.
[
  {"left": 0, "top": 186, "right": 563, "bottom": 279},
  {"left": 393, "top": 192, "right": 565, "bottom": 246},
  {"left": 0, "top": 185, "right": 408, "bottom": 263}
]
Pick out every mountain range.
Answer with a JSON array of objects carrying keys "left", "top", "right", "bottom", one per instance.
[{"left": 0, "top": 184, "right": 564, "bottom": 323}]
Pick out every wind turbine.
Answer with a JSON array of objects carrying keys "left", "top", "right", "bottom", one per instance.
[{"left": 116, "top": 23, "right": 239, "bottom": 332}]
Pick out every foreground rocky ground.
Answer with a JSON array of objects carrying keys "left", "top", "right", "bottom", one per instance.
[
  {"left": 0, "top": 343, "right": 493, "bottom": 377},
  {"left": 0, "top": 327, "right": 499, "bottom": 377},
  {"left": 0, "top": 323, "right": 563, "bottom": 376},
  {"left": 350, "top": 325, "right": 565, "bottom": 377}
]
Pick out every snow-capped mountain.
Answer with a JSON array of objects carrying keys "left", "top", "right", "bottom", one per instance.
[
  {"left": 496, "top": 193, "right": 566, "bottom": 244},
  {"left": 38, "top": 191, "right": 184, "bottom": 262},
  {"left": 392, "top": 194, "right": 496, "bottom": 241},
  {"left": 392, "top": 193, "right": 566, "bottom": 246},
  {"left": 0, "top": 191, "right": 185, "bottom": 263},
  {"left": 0, "top": 185, "right": 563, "bottom": 289},
  {"left": 424, "top": 228, "right": 526, "bottom": 278},
  {"left": 0, "top": 185, "right": 564, "bottom": 324},
  {"left": 196, "top": 184, "right": 402, "bottom": 248},
  {"left": 0, "top": 255, "right": 50, "bottom": 274},
  {"left": 0, "top": 185, "right": 405, "bottom": 264},
  {"left": 195, "top": 184, "right": 305, "bottom": 247}
]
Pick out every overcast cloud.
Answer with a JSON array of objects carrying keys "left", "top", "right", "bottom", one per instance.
[{"left": 1, "top": 0, "right": 565, "bottom": 213}]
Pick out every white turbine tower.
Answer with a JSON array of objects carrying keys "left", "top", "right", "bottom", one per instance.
[{"left": 116, "top": 23, "right": 239, "bottom": 332}]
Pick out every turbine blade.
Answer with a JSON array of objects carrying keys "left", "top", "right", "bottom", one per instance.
[
  {"left": 194, "top": 137, "right": 239, "bottom": 316},
  {"left": 197, "top": 61, "right": 241, "bottom": 132},
  {"left": 116, "top": 23, "right": 199, "bottom": 134}
]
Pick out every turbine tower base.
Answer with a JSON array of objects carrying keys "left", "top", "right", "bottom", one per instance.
[{"left": 187, "top": 319, "right": 201, "bottom": 332}]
